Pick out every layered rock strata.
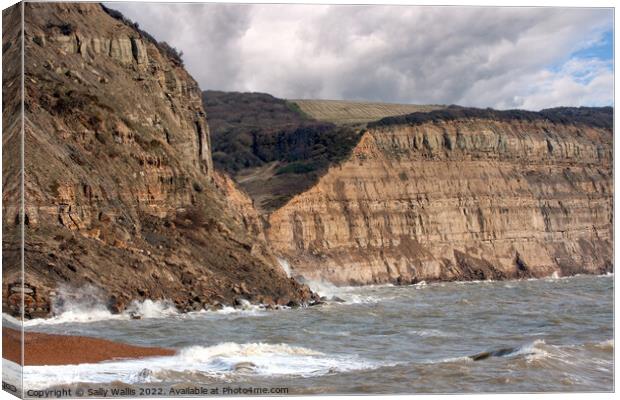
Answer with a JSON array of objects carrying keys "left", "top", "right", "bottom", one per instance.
[{"left": 267, "top": 110, "right": 613, "bottom": 284}]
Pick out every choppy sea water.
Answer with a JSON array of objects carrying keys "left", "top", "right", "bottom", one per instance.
[{"left": 3, "top": 274, "right": 614, "bottom": 395}]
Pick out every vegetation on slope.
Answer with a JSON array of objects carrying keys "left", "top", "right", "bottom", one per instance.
[
  {"left": 203, "top": 91, "right": 362, "bottom": 211},
  {"left": 369, "top": 105, "right": 613, "bottom": 130},
  {"left": 101, "top": 5, "right": 184, "bottom": 66}
]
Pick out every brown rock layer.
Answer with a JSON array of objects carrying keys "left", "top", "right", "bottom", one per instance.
[{"left": 267, "top": 117, "right": 613, "bottom": 284}]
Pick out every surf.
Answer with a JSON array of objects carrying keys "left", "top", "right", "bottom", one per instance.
[{"left": 20, "top": 342, "right": 388, "bottom": 389}]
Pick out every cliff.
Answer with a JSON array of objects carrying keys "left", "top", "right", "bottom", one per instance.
[
  {"left": 266, "top": 107, "right": 613, "bottom": 284},
  {"left": 2, "top": 3, "right": 23, "bottom": 300},
  {"left": 2, "top": 3, "right": 315, "bottom": 319}
]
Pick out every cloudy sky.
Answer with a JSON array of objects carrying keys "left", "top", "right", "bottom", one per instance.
[{"left": 106, "top": 3, "right": 613, "bottom": 110}]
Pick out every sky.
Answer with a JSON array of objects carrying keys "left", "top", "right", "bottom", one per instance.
[{"left": 105, "top": 3, "right": 614, "bottom": 110}]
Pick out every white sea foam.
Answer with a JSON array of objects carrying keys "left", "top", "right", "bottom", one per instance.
[
  {"left": 301, "top": 280, "right": 397, "bottom": 305},
  {"left": 431, "top": 340, "right": 551, "bottom": 365},
  {"left": 278, "top": 257, "right": 393, "bottom": 304},
  {"left": 21, "top": 342, "right": 385, "bottom": 389},
  {"left": 408, "top": 328, "right": 454, "bottom": 338},
  {"left": 593, "top": 339, "right": 614, "bottom": 350},
  {"left": 511, "top": 339, "right": 549, "bottom": 361},
  {"left": 304, "top": 279, "right": 341, "bottom": 298},
  {"left": 3, "top": 359, "right": 23, "bottom": 394},
  {"left": 205, "top": 304, "right": 271, "bottom": 316},
  {"left": 3, "top": 307, "right": 120, "bottom": 327},
  {"left": 2, "top": 297, "right": 284, "bottom": 327},
  {"left": 341, "top": 293, "right": 382, "bottom": 304},
  {"left": 3, "top": 280, "right": 279, "bottom": 326},
  {"left": 276, "top": 259, "right": 356, "bottom": 302},
  {"left": 276, "top": 257, "right": 292, "bottom": 277},
  {"left": 453, "top": 280, "right": 489, "bottom": 285},
  {"left": 3, "top": 299, "right": 179, "bottom": 327},
  {"left": 3, "top": 301, "right": 278, "bottom": 327},
  {"left": 28, "top": 307, "right": 120, "bottom": 325},
  {"left": 437, "top": 356, "right": 474, "bottom": 364},
  {"left": 413, "top": 280, "right": 428, "bottom": 289},
  {"left": 125, "top": 299, "right": 178, "bottom": 319}
]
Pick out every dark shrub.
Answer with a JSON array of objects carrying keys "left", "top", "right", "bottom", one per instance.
[
  {"left": 53, "top": 91, "right": 93, "bottom": 115},
  {"left": 369, "top": 105, "right": 613, "bottom": 130},
  {"left": 157, "top": 41, "right": 184, "bottom": 66},
  {"left": 46, "top": 22, "right": 75, "bottom": 35},
  {"left": 203, "top": 90, "right": 362, "bottom": 175},
  {"left": 101, "top": 5, "right": 184, "bottom": 65},
  {"left": 275, "top": 161, "right": 318, "bottom": 175}
]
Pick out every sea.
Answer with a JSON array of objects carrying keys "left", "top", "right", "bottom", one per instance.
[{"left": 2, "top": 273, "right": 614, "bottom": 396}]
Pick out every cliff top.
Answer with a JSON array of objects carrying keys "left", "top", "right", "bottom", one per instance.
[
  {"left": 291, "top": 99, "right": 444, "bottom": 125},
  {"left": 369, "top": 105, "right": 613, "bottom": 130}
]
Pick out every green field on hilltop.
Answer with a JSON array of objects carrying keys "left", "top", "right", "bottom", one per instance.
[{"left": 291, "top": 99, "right": 444, "bottom": 125}]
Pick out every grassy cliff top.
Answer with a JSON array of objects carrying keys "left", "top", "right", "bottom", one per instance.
[
  {"left": 291, "top": 99, "right": 444, "bottom": 125},
  {"left": 369, "top": 105, "right": 613, "bottom": 130}
]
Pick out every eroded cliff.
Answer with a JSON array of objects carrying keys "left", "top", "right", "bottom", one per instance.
[
  {"left": 2, "top": 3, "right": 315, "bottom": 318},
  {"left": 266, "top": 108, "right": 613, "bottom": 284}
]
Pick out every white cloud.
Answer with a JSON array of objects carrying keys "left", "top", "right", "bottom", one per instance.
[
  {"left": 513, "top": 59, "right": 613, "bottom": 110},
  {"left": 105, "top": 3, "right": 613, "bottom": 109}
]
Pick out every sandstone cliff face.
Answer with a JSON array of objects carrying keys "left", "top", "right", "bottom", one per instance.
[
  {"left": 23, "top": 3, "right": 212, "bottom": 228},
  {"left": 267, "top": 115, "right": 613, "bottom": 284},
  {"left": 2, "top": 3, "right": 315, "bottom": 318}
]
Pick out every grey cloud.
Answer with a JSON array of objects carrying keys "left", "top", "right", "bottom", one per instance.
[
  {"left": 104, "top": 3, "right": 612, "bottom": 109},
  {"left": 108, "top": 3, "right": 253, "bottom": 90}
]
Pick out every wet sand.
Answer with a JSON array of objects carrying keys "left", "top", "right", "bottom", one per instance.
[{"left": 2, "top": 327, "right": 175, "bottom": 365}]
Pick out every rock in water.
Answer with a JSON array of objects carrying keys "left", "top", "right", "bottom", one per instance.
[
  {"left": 233, "top": 362, "right": 257, "bottom": 373},
  {"left": 469, "top": 347, "right": 517, "bottom": 361},
  {"left": 129, "top": 312, "right": 142, "bottom": 320}
]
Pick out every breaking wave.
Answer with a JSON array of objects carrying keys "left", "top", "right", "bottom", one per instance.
[
  {"left": 593, "top": 339, "right": 614, "bottom": 350},
  {"left": 426, "top": 339, "right": 548, "bottom": 365},
  {"left": 21, "top": 342, "right": 387, "bottom": 389},
  {"left": 438, "top": 338, "right": 614, "bottom": 366},
  {"left": 3, "top": 298, "right": 179, "bottom": 327},
  {"left": 303, "top": 278, "right": 341, "bottom": 298},
  {"left": 1, "top": 285, "right": 273, "bottom": 327},
  {"left": 2, "top": 300, "right": 280, "bottom": 327}
]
